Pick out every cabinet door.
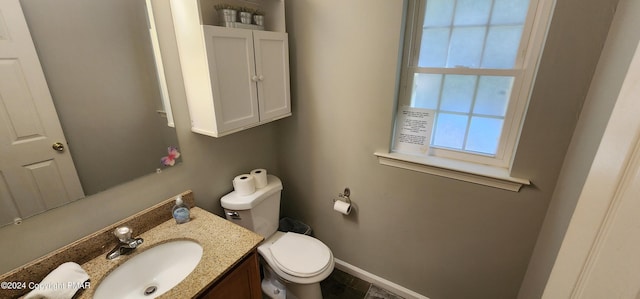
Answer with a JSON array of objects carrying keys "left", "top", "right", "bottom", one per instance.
[
  {"left": 200, "top": 251, "right": 262, "bottom": 299},
  {"left": 203, "top": 26, "right": 260, "bottom": 134},
  {"left": 253, "top": 31, "right": 291, "bottom": 122}
]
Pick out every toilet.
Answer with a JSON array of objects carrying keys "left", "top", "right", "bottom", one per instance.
[{"left": 221, "top": 175, "right": 334, "bottom": 299}]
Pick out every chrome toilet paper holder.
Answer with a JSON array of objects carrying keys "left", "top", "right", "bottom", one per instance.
[{"left": 333, "top": 187, "right": 351, "bottom": 204}]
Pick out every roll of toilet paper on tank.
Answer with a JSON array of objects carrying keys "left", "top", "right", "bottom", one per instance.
[
  {"left": 250, "top": 168, "right": 268, "bottom": 188},
  {"left": 233, "top": 174, "right": 256, "bottom": 196},
  {"left": 333, "top": 200, "right": 352, "bottom": 215}
]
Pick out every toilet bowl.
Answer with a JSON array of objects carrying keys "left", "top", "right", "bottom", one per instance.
[
  {"left": 259, "top": 231, "right": 334, "bottom": 299},
  {"left": 221, "top": 175, "right": 334, "bottom": 299}
]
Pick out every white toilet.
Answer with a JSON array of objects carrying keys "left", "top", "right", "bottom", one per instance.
[{"left": 221, "top": 175, "right": 334, "bottom": 299}]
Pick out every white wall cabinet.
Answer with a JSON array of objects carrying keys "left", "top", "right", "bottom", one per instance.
[
  {"left": 170, "top": 0, "right": 290, "bottom": 137},
  {"left": 201, "top": 26, "right": 290, "bottom": 135}
]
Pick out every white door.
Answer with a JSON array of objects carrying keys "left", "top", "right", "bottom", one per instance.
[
  {"left": 253, "top": 31, "right": 291, "bottom": 122},
  {"left": 542, "top": 40, "right": 640, "bottom": 298},
  {"left": 0, "top": 0, "right": 84, "bottom": 224}
]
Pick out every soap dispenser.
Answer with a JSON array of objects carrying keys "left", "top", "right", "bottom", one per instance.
[{"left": 172, "top": 196, "right": 190, "bottom": 224}]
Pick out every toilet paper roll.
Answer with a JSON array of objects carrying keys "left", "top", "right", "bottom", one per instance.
[
  {"left": 333, "top": 200, "right": 352, "bottom": 215},
  {"left": 233, "top": 174, "right": 256, "bottom": 196},
  {"left": 250, "top": 168, "right": 268, "bottom": 189}
]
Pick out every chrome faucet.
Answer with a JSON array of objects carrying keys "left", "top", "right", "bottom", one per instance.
[{"left": 106, "top": 226, "right": 144, "bottom": 260}]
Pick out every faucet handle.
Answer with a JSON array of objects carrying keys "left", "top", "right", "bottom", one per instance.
[{"left": 114, "top": 226, "right": 132, "bottom": 242}]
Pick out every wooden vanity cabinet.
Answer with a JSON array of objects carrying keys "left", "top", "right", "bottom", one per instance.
[{"left": 199, "top": 250, "right": 262, "bottom": 299}]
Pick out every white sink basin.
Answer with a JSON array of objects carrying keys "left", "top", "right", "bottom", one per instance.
[{"left": 93, "top": 240, "right": 203, "bottom": 299}]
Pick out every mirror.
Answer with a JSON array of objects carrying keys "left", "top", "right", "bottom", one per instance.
[{"left": 0, "top": 0, "right": 180, "bottom": 227}]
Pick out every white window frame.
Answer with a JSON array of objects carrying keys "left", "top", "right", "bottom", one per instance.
[{"left": 376, "top": 0, "right": 556, "bottom": 191}]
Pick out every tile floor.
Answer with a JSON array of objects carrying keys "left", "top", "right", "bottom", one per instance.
[
  {"left": 320, "top": 269, "right": 405, "bottom": 299},
  {"left": 261, "top": 268, "right": 405, "bottom": 299}
]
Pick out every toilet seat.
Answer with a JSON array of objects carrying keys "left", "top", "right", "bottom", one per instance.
[{"left": 268, "top": 232, "right": 332, "bottom": 278}]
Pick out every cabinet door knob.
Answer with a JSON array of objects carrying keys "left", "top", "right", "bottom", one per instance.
[
  {"left": 251, "top": 76, "right": 258, "bottom": 82},
  {"left": 258, "top": 75, "right": 264, "bottom": 81}
]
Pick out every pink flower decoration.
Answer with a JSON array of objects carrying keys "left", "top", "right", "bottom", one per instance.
[{"left": 160, "top": 146, "right": 181, "bottom": 166}]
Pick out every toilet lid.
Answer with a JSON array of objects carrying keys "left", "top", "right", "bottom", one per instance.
[{"left": 269, "top": 232, "right": 332, "bottom": 278}]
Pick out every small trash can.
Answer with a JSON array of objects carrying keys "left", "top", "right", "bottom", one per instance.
[{"left": 278, "top": 217, "right": 312, "bottom": 235}]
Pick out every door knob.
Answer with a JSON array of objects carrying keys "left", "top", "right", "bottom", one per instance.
[{"left": 52, "top": 142, "right": 65, "bottom": 152}]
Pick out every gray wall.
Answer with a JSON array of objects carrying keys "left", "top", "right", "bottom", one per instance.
[
  {"left": 277, "top": 0, "right": 616, "bottom": 298},
  {"left": 518, "top": 0, "right": 640, "bottom": 297}
]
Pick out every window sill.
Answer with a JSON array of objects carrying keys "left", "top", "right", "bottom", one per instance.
[{"left": 374, "top": 152, "right": 530, "bottom": 192}]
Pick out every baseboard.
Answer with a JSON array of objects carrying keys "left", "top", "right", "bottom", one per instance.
[{"left": 333, "top": 258, "right": 430, "bottom": 299}]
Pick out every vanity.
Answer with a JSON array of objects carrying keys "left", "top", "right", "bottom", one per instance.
[{"left": 0, "top": 191, "right": 264, "bottom": 298}]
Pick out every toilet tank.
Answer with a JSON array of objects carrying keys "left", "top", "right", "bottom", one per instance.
[{"left": 220, "top": 175, "right": 282, "bottom": 238}]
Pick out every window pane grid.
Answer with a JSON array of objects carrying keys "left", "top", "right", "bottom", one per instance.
[
  {"left": 424, "top": 22, "right": 529, "bottom": 29},
  {"left": 411, "top": 73, "right": 513, "bottom": 155},
  {"left": 434, "top": 111, "right": 506, "bottom": 120},
  {"left": 461, "top": 74, "right": 483, "bottom": 151},
  {"left": 431, "top": 112, "right": 505, "bottom": 153},
  {"left": 418, "top": 0, "right": 527, "bottom": 69},
  {"left": 411, "top": 67, "right": 521, "bottom": 76}
]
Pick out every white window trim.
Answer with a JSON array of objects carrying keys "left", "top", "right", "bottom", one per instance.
[
  {"left": 377, "top": 0, "right": 556, "bottom": 191},
  {"left": 375, "top": 152, "right": 530, "bottom": 191}
]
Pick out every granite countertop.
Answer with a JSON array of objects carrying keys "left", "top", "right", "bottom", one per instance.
[
  {"left": 0, "top": 191, "right": 264, "bottom": 299},
  {"left": 79, "top": 207, "right": 263, "bottom": 298}
]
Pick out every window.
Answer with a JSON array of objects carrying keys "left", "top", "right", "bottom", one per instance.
[{"left": 377, "top": 0, "right": 554, "bottom": 190}]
